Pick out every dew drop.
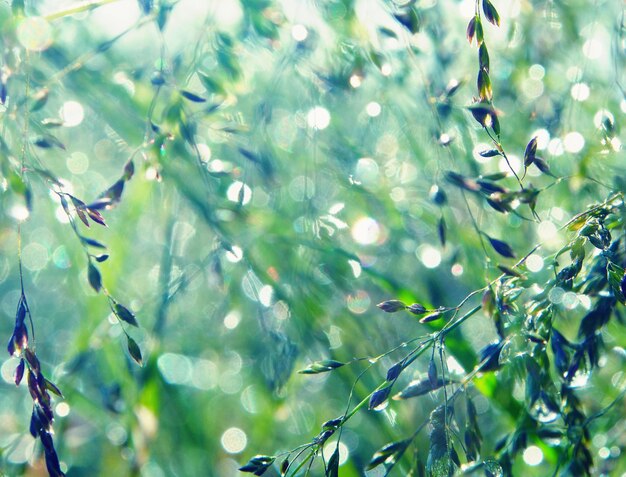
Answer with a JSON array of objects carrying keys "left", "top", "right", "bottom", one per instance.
[{"left": 530, "top": 398, "right": 558, "bottom": 423}]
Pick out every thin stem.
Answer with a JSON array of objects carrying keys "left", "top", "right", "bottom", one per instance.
[
  {"left": 483, "top": 126, "right": 525, "bottom": 191},
  {"left": 286, "top": 449, "right": 315, "bottom": 477},
  {"left": 44, "top": 0, "right": 123, "bottom": 21}
]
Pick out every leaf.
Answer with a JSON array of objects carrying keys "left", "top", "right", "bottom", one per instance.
[
  {"left": 33, "top": 135, "right": 66, "bottom": 150},
  {"left": 386, "top": 361, "right": 404, "bottom": 381},
  {"left": 95, "top": 254, "right": 109, "bottom": 263},
  {"left": 90, "top": 179, "right": 125, "bottom": 209},
  {"left": 322, "top": 417, "right": 343, "bottom": 429},
  {"left": 70, "top": 196, "right": 90, "bottom": 227},
  {"left": 44, "top": 378, "right": 64, "bottom": 398},
  {"left": 181, "top": 90, "right": 207, "bottom": 103},
  {"left": 81, "top": 237, "right": 107, "bottom": 249},
  {"left": 419, "top": 310, "right": 443, "bottom": 323},
  {"left": 366, "top": 439, "right": 411, "bottom": 470},
  {"left": 393, "top": 8, "right": 419, "bottom": 34},
  {"left": 157, "top": 4, "right": 172, "bottom": 31},
  {"left": 87, "top": 263, "right": 102, "bottom": 292},
  {"left": 427, "top": 406, "right": 454, "bottom": 476},
  {"left": 428, "top": 356, "right": 438, "bottom": 388},
  {"left": 479, "top": 341, "right": 503, "bottom": 371},
  {"left": 377, "top": 300, "right": 406, "bottom": 313},
  {"left": 479, "top": 149, "right": 500, "bottom": 157},
  {"left": 551, "top": 328, "right": 570, "bottom": 376},
  {"left": 123, "top": 159, "right": 135, "bottom": 180},
  {"left": 85, "top": 208, "right": 107, "bottom": 226},
  {"left": 239, "top": 455, "right": 275, "bottom": 475},
  {"left": 438, "top": 216, "right": 446, "bottom": 247},
  {"left": 407, "top": 303, "right": 427, "bottom": 315},
  {"left": 127, "top": 336, "right": 143, "bottom": 366},
  {"left": 477, "top": 179, "right": 506, "bottom": 194},
  {"left": 326, "top": 446, "right": 339, "bottom": 477},
  {"left": 466, "top": 16, "right": 476, "bottom": 44},
  {"left": 524, "top": 136, "right": 538, "bottom": 166},
  {"left": 487, "top": 236, "right": 516, "bottom": 258},
  {"left": 369, "top": 384, "right": 392, "bottom": 410},
  {"left": 475, "top": 18, "right": 484, "bottom": 44},
  {"left": 477, "top": 69, "right": 492, "bottom": 101},
  {"left": 41, "top": 432, "right": 65, "bottom": 477},
  {"left": 479, "top": 43, "right": 490, "bottom": 72},
  {"left": 14, "top": 359, "right": 25, "bottom": 386},
  {"left": 498, "top": 265, "right": 522, "bottom": 277},
  {"left": 299, "top": 360, "right": 345, "bottom": 374},
  {"left": 482, "top": 0, "right": 501, "bottom": 26},
  {"left": 445, "top": 171, "right": 480, "bottom": 192},
  {"left": 491, "top": 113, "right": 501, "bottom": 136},
  {"left": 114, "top": 303, "right": 139, "bottom": 327},
  {"left": 137, "top": 0, "right": 152, "bottom": 14},
  {"left": 534, "top": 157, "right": 557, "bottom": 177},
  {"left": 16, "top": 298, "right": 26, "bottom": 324},
  {"left": 198, "top": 72, "right": 225, "bottom": 95},
  {"left": 394, "top": 377, "right": 452, "bottom": 399},
  {"left": 485, "top": 194, "right": 512, "bottom": 214}
]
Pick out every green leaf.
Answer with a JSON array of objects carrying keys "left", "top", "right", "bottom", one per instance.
[
  {"left": 482, "top": 0, "right": 501, "bottom": 26},
  {"left": 44, "top": 378, "right": 64, "bottom": 398},
  {"left": 428, "top": 357, "right": 438, "bottom": 388},
  {"left": 239, "top": 455, "right": 275, "bottom": 475},
  {"left": 114, "top": 303, "right": 139, "bottom": 327},
  {"left": 427, "top": 406, "right": 454, "bottom": 476},
  {"left": 366, "top": 439, "right": 410, "bottom": 470},
  {"left": 326, "top": 447, "right": 339, "bottom": 477},
  {"left": 377, "top": 300, "right": 406, "bottom": 313},
  {"left": 299, "top": 360, "right": 345, "bottom": 374},
  {"left": 407, "top": 303, "right": 427, "bottom": 315},
  {"left": 88, "top": 263, "right": 102, "bottom": 292},
  {"left": 466, "top": 16, "right": 476, "bottom": 44},
  {"left": 127, "top": 336, "right": 143, "bottom": 366},
  {"left": 477, "top": 69, "right": 492, "bottom": 101},
  {"left": 198, "top": 72, "right": 225, "bottom": 95},
  {"left": 419, "top": 309, "right": 444, "bottom": 323},
  {"left": 394, "top": 377, "right": 453, "bottom": 399},
  {"left": 479, "top": 43, "right": 489, "bottom": 72}
]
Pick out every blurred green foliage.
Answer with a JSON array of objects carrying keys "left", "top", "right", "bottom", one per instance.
[{"left": 0, "top": 0, "right": 625, "bottom": 476}]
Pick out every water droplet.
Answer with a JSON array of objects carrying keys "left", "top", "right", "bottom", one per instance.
[
  {"left": 568, "top": 367, "right": 591, "bottom": 388},
  {"left": 483, "top": 459, "right": 503, "bottom": 477},
  {"left": 530, "top": 398, "right": 558, "bottom": 423}
]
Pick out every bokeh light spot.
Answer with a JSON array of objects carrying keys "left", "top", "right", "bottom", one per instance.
[
  {"left": 523, "top": 446, "right": 543, "bottom": 466},
  {"left": 351, "top": 217, "right": 380, "bottom": 245},
  {"left": 17, "top": 17, "right": 52, "bottom": 51},
  {"left": 221, "top": 427, "right": 247, "bottom": 454}
]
